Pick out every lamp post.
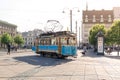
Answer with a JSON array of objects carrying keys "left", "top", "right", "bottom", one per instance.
[
  {"left": 63, "top": 8, "right": 80, "bottom": 32},
  {"left": 76, "top": 21, "right": 77, "bottom": 46},
  {"left": 79, "top": 25, "right": 80, "bottom": 47},
  {"left": 70, "top": 10, "right": 72, "bottom": 32},
  {"left": 118, "top": 25, "right": 120, "bottom": 56}
]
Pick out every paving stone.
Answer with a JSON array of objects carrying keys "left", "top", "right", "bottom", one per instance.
[
  {"left": 85, "top": 75, "right": 98, "bottom": 80},
  {"left": 55, "top": 76, "right": 70, "bottom": 80},
  {"left": 98, "top": 75, "right": 112, "bottom": 80},
  {"left": 0, "top": 50, "right": 120, "bottom": 80},
  {"left": 70, "top": 76, "right": 84, "bottom": 80}
]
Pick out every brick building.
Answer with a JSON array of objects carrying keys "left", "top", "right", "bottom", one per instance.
[{"left": 82, "top": 9, "right": 114, "bottom": 44}]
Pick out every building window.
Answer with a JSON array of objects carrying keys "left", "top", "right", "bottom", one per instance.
[
  {"left": 93, "top": 15, "right": 96, "bottom": 22},
  {"left": 29, "top": 34, "right": 31, "bottom": 36},
  {"left": 84, "top": 34, "right": 88, "bottom": 37},
  {"left": 108, "top": 15, "right": 111, "bottom": 17},
  {"left": 85, "top": 15, "right": 88, "bottom": 22},
  {"left": 100, "top": 15, "right": 104, "bottom": 22},
  {"left": 85, "top": 15, "right": 88, "bottom": 17},
  {"left": 85, "top": 18, "right": 88, "bottom": 22},
  {"left": 101, "top": 15, "right": 103, "bottom": 17},
  {"left": 108, "top": 18, "right": 112, "bottom": 22},
  {"left": 108, "top": 15, "right": 112, "bottom": 22}
]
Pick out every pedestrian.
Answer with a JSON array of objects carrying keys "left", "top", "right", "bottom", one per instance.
[
  {"left": 7, "top": 43, "right": 11, "bottom": 55},
  {"left": 107, "top": 47, "right": 111, "bottom": 55},
  {"left": 15, "top": 45, "right": 17, "bottom": 51},
  {"left": 82, "top": 45, "right": 87, "bottom": 55}
]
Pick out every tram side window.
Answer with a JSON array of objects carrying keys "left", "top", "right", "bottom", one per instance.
[
  {"left": 66, "top": 37, "right": 76, "bottom": 45},
  {"left": 44, "top": 40, "right": 46, "bottom": 45},
  {"left": 56, "top": 38, "right": 58, "bottom": 45},
  {"left": 42, "top": 38, "right": 51, "bottom": 45},
  {"left": 51, "top": 38, "right": 56, "bottom": 45},
  {"left": 46, "top": 39, "right": 51, "bottom": 45},
  {"left": 71, "top": 37, "right": 76, "bottom": 45},
  {"left": 40, "top": 40, "right": 44, "bottom": 45},
  {"left": 67, "top": 38, "right": 69, "bottom": 45},
  {"left": 61, "top": 38, "right": 67, "bottom": 45}
]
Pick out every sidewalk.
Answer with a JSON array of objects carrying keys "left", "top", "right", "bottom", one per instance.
[
  {"left": 1, "top": 49, "right": 120, "bottom": 80},
  {"left": 86, "top": 49, "right": 120, "bottom": 56},
  {"left": 104, "top": 51, "right": 120, "bottom": 56},
  {"left": 0, "top": 49, "right": 32, "bottom": 55}
]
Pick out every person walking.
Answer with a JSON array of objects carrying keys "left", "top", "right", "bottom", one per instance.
[
  {"left": 82, "top": 45, "right": 87, "bottom": 55},
  {"left": 7, "top": 43, "right": 11, "bottom": 55}
]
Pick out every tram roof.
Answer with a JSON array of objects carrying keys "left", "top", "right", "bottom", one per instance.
[{"left": 39, "top": 31, "right": 76, "bottom": 37}]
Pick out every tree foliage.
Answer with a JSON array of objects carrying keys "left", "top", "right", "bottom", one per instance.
[
  {"left": 14, "top": 35, "right": 24, "bottom": 46},
  {"left": 89, "top": 24, "right": 106, "bottom": 46},
  {"left": 0, "top": 35, "right": 1, "bottom": 42},
  {"left": 1, "top": 33, "right": 12, "bottom": 44},
  {"left": 106, "top": 20, "right": 120, "bottom": 45}
]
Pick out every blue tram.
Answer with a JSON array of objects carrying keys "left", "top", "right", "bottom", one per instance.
[{"left": 32, "top": 31, "right": 77, "bottom": 58}]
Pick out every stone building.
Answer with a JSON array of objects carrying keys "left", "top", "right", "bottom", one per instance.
[
  {"left": 0, "top": 20, "right": 17, "bottom": 37},
  {"left": 0, "top": 20, "right": 17, "bottom": 47},
  {"left": 82, "top": 9, "right": 114, "bottom": 44},
  {"left": 22, "top": 29, "right": 44, "bottom": 48},
  {"left": 113, "top": 7, "right": 120, "bottom": 20}
]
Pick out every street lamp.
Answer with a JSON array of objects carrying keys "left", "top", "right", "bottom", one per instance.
[
  {"left": 118, "top": 25, "right": 120, "bottom": 56},
  {"left": 63, "top": 8, "right": 80, "bottom": 32}
]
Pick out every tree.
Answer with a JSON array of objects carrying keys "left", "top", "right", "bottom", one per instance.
[
  {"left": 0, "top": 35, "right": 1, "bottom": 43},
  {"left": 89, "top": 24, "right": 106, "bottom": 46},
  {"left": 14, "top": 35, "right": 24, "bottom": 46},
  {"left": 1, "top": 33, "right": 12, "bottom": 45},
  {"left": 106, "top": 20, "right": 120, "bottom": 55},
  {"left": 105, "top": 29, "right": 113, "bottom": 46}
]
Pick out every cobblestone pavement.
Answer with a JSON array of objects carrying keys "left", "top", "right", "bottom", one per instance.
[{"left": 0, "top": 50, "right": 120, "bottom": 80}]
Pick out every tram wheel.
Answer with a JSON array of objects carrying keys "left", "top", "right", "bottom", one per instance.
[{"left": 52, "top": 54, "right": 58, "bottom": 59}]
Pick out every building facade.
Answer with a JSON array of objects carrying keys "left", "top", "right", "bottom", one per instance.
[
  {"left": 0, "top": 20, "right": 17, "bottom": 47},
  {"left": 82, "top": 9, "right": 114, "bottom": 43},
  {"left": 113, "top": 7, "right": 120, "bottom": 20},
  {"left": 0, "top": 20, "right": 17, "bottom": 37},
  {"left": 22, "top": 29, "right": 44, "bottom": 48}
]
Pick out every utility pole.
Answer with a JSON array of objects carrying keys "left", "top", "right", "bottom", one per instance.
[
  {"left": 79, "top": 26, "right": 80, "bottom": 47},
  {"left": 76, "top": 21, "right": 77, "bottom": 46},
  {"left": 118, "top": 26, "right": 120, "bottom": 56},
  {"left": 76, "top": 21, "right": 77, "bottom": 35},
  {"left": 63, "top": 8, "right": 79, "bottom": 32},
  {"left": 70, "top": 10, "right": 72, "bottom": 32}
]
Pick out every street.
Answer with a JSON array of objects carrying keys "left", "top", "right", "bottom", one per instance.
[{"left": 0, "top": 50, "right": 120, "bottom": 80}]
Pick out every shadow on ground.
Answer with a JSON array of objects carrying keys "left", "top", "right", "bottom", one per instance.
[
  {"left": 79, "top": 49, "right": 104, "bottom": 58},
  {"left": 104, "top": 55, "right": 120, "bottom": 59},
  {"left": 80, "top": 49, "right": 120, "bottom": 60},
  {"left": 13, "top": 55, "right": 73, "bottom": 66}
]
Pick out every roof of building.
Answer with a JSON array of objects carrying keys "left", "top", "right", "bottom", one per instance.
[
  {"left": 22, "top": 32, "right": 28, "bottom": 36},
  {"left": 0, "top": 20, "right": 17, "bottom": 27},
  {"left": 82, "top": 9, "right": 114, "bottom": 23},
  {"left": 22, "top": 29, "right": 44, "bottom": 37}
]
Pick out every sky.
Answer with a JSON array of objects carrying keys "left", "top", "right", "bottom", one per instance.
[{"left": 0, "top": 0, "right": 120, "bottom": 32}]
